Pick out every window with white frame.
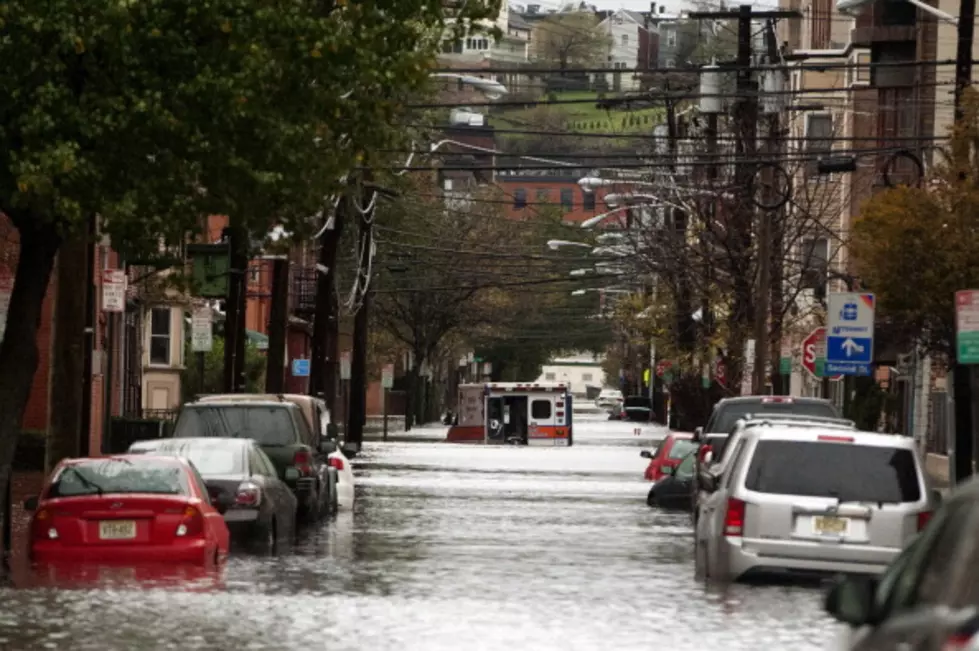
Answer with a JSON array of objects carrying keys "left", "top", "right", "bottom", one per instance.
[
  {"left": 621, "top": 34, "right": 629, "bottom": 45},
  {"left": 150, "top": 307, "right": 172, "bottom": 365},
  {"left": 800, "top": 237, "right": 829, "bottom": 290},
  {"left": 582, "top": 373, "right": 594, "bottom": 382},
  {"left": 667, "top": 30, "right": 677, "bottom": 47},
  {"left": 545, "top": 372, "right": 556, "bottom": 380},
  {"left": 805, "top": 113, "right": 833, "bottom": 179}
]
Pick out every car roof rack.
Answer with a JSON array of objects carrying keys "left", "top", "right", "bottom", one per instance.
[{"left": 739, "top": 413, "right": 856, "bottom": 429}]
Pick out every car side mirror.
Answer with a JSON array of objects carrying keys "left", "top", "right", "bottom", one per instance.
[
  {"left": 326, "top": 423, "right": 340, "bottom": 442},
  {"left": 23, "top": 496, "right": 38, "bottom": 511},
  {"left": 640, "top": 450, "right": 653, "bottom": 459},
  {"left": 318, "top": 439, "right": 338, "bottom": 456},
  {"left": 693, "top": 426, "right": 704, "bottom": 442},
  {"left": 824, "top": 575, "right": 878, "bottom": 627},
  {"left": 214, "top": 491, "right": 235, "bottom": 515}
]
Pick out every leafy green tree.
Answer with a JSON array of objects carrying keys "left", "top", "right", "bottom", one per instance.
[
  {"left": 0, "top": 0, "right": 498, "bottom": 549},
  {"left": 182, "top": 336, "right": 266, "bottom": 402}
]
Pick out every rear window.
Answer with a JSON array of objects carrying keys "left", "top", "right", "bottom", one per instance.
[
  {"left": 173, "top": 405, "right": 299, "bottom": 446},
  {"left": 48, "top": 459, "right": 189, "bottom": 498},
  {"left": 669, "top": 439, "right": 698, "bottom": 459},
  {"left": 152, "top": 441, "right": 245, "bottom": 476},
  {"left": 624, "top": 397, "right": 652, "bottom": 409},
  {"left": 744, "top": 440, "right": 921, "bottom": 503},
  {"left": 711, "top": 401, "right": 838, "bottom": 434}
]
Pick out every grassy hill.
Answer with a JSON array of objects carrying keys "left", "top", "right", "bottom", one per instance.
[{"left": 496, "top": 91, "right": 664, "bottom": 135}]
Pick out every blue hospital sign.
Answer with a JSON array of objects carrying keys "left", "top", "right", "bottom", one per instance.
[{"left": 825, "top": 292, "right": 876, "bottom": 376}]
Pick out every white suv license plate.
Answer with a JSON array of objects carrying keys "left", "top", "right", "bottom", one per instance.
[{"left": 813, "top": 515, "right": 850, "bottom": 536}]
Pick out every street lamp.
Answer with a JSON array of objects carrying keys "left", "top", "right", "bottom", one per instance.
[
  {"left": 604, "top": 193, "right": 660, "bottom": 209},
  {"left": 578, "top": 176, "right": 658, "bottom": 193},
  {"left": 429, "top": 73, "right": 509, "bottom": 99},
  {"left": 547, "top": 239, "right": 593, "bottom": 251},
  {"left": 580, "top": 206, "right": 628, "bottom": 229}
]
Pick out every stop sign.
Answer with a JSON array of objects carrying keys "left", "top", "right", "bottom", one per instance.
[{"left": 802, "top": 327, "right": 842, "bottom": 380}]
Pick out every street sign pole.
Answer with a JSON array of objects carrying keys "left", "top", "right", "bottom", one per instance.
[{"left": 953, "top": 290, "right": 979, "bottom": 483}]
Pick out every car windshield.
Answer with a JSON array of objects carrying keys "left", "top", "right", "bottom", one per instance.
[
  {"left": 744, "top": 440, "right": 921, "bottom": 503},
  {"left": 668, "top": 439, "right": 698, "bottom": 460},
  {"left": 173, "top": 405, "right": 298, "bottom": 446},
  {"left": 47, "top": 459, "right": 189, "bottom": 498},
  {"left": 151, "top": 441, "right": 245, "bottom": 476},
  {"left": 712, "top": 401, "right": 838, "bottom": 434}
]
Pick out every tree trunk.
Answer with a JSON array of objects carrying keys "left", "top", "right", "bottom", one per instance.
[
  {"left": 0, "top": 226, "right": 61, "bottom": 563},
  {"left": 47, "top": 236, "right": 89, "bottom": 470}
]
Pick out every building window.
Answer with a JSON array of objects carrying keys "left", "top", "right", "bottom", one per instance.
[
  {"left": 805, "top": 113, "right": 833, "bottom": 178},
  {"left": 545, "top": 372, "right": 556, "bottom": 380},
  {"left": 667, "top": 30, "right": 677, "bottom": 47},
  {"left": 513, "top": 189, "right": 527, "bottom": 209},
  {"left": 582, "top": 373, "right": 594, "bottom": 382},
  {"left": 801, "top": 237, "right": 829, "bottom": 290},
  {"left": 536, "top": 188, "right": 550, "bottom": 203},
  {"left": 531, "top": 400, "right": 552, "bottom": 419},
  {"left": 560, "top": 188, "right": 573, "bottom": 211},
  {"left": 150, "top": 307, "right": 171, "bottom": 365},
  {"left": 583, "top": 192, "right": 596, "bottom": 211},
  {"left": 621, "top": 34, "right": 629, "bottom": 45}
]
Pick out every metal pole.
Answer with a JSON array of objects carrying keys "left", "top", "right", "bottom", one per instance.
[
  {"left": 265, "top": 257, "right": 290, "bottom": 393},
  {"left": 735, "top": 4, "right": 757, "bottom": 395},
  {"left": 383, "top": 388, "right": 389, "bottom": 441},
  {"left": 1, "top": 474, "right": 11, "bottom": 569},
  {"left": 197, "top": 351, "right": 206, "bottom": 396},
  {"left": 79, "top": 215, "right": 97, "bottom": 457},
  {"left": 952, "top": 0, "right": 976, "bottom": 483}
]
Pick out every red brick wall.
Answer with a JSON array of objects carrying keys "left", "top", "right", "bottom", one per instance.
[{"left": 497, "top": 179, "right": 612, "bottom": 225}]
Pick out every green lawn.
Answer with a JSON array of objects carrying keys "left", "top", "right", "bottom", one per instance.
[{"left": 500, "top": 91, "right": 664, "bottom": 135}]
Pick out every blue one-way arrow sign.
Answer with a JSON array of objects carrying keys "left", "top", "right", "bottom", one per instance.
[{"left": 825, "top": 292, "right": 875, "bottom": 376}]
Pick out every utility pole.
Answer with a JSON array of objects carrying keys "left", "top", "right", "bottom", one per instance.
[
  {"left": 346, "top": 186, "right": 377, "bottom": 452},
  {"left": 952, "top": 0, "right": 976, "bottom": 484},
  {"left": 223, "top": 224, "right": 248, "bottom": 393},
  {"left": 309, "top": 194, "right": 348, "bottom": 414},
  {"left": 265, "top": 257, "right": 290, "bottom": 393},
  {"left": 690, "top": 6, "right": 800, "bottom": 397}
]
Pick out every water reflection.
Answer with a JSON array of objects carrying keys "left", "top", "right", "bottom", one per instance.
[{"left": 0, "top": 417, "right": 837, "bottom": 650}]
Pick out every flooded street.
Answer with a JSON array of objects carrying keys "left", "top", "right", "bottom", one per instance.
[{"left": 0, "top": 415, "right": 841, "bottom": 650}]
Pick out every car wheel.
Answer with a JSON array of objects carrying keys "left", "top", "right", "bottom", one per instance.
[
  {"left": 646, "top": 486, "right": 657, "bottom": 507},
  {"left": 330, "top": 474, "right": 339, "bottom": 514},
  {"left": 262, "top": 518, "right": 278, "bottom": 555}
]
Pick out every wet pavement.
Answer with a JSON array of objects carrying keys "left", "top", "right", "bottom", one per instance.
[{"left": 0, "top": 415, "right": 842, "bottom": 650}]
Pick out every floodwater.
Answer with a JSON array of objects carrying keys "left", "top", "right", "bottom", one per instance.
[{"left": 0, "top": 414, "right": 843, "bottom": 651}]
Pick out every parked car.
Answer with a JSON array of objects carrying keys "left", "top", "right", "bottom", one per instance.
[
  {"left": 641, "top": 432, "right": 698, "bottom": 482},
  {"left": 128, "top": 437, "right": 298, "bottom": 552},
  {"left": 595, "top": 388, "right": 624, "bottom": 409},
  {"left": 171, "top": 398, "right": 337, "bottom": 521},
  {"left": 647, "top": 451, "right": 697, "bottom": 510},
  {"left": 623, "top": 395, "right": 655, "bottom": 422},
  {"left": 821, "top": 478, "right": 979, "bottom": 651},
  {"left": 23, "top": 455, "right": 230, "bottom": 565},
  {"left": 607, "top": 403, "right": 627, "bottom": 421},
  {"left": 694, "top": 424, "right": 935, "bottom": 583},
  {"left": 195, "top": 393, "right": 355, "bottom": 510},
  {"left": 692, "top": 396, "right": 842, "bottom": 522}
]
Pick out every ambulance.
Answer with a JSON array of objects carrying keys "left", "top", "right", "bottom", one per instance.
[{"left": 446, "top": 382, "right": 574, "bottom": 446}]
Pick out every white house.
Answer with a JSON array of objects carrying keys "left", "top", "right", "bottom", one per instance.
[
  {"left": 536, "top": 352, "right": 606, "bottom": 398},
  {"left": 594, "top": 9, "right": 652, "bottom": 92}
]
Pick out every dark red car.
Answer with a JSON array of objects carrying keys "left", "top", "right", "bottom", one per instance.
[
  {"left": 641, "top": 433, "right": 700, "bottom": 482},
  {"left": 24, "top": 455, "right": 231, "bottom": 565}
]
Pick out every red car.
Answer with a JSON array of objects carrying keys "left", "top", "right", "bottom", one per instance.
[
  {"left": 24, "top": 455, "right": 231, "bottom": 565},
  {"left": 641, "top": 433, "right": 700, "bottom": 481}
]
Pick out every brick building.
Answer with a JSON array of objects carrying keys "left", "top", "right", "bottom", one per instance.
[{"left": 495, "top": 169, "right": 614, "bottom": 225}]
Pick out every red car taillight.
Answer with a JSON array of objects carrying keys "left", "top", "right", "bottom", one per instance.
[
  {"left": 294, "top": 450, "right": 313, "bottom": 475},
  {"left": 236, "top": 481, "right": 262, "bottom": 507},
  {"left": 175, "top": 506, "right": 205, "bottom": 537},
  {"left": 328, "top": 457, "right": 345, "bottom": 472},
  {"left": 917, "top": 510, "right": 933, "bottom": 531},
  {"left": 724, "top": 498, "right": 746, "bottom": 537},
  {"left": 32, "top": 508, "right": 58, "bottom": 541},
  {"left": 941, "top": 633, "right": 972, "bottom": 651}
]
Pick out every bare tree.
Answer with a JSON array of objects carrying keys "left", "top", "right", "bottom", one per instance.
[{"left": 533, "top": 12, "right": 609, "bottom": 70}]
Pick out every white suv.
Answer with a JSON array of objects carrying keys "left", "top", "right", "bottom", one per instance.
[
  {"left": 695, "top": 424, "right": 936, "bottom": 583},
  {"left": 595, "top": 389, "right": 624, "bottom": 409}
]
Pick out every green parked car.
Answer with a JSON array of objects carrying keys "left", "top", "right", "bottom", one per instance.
[{"left": 170, "top": 398, "right": 337, "bottom": 522}]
